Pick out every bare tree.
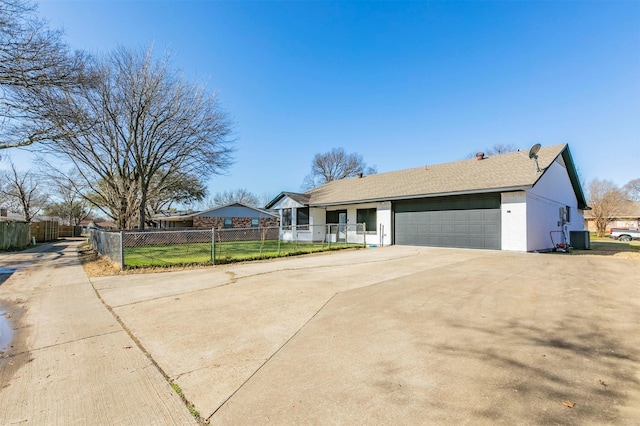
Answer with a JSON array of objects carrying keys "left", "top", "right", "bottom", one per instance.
[
  {"left": 486, "top": 144, "right": 519, "bottom": 155},
  {"left": 42, "top": 173, "right": 91, "bottom": 225},
  {"left": 465, "top": 143, "right": 519, "bottom": 159},
  {"left": 302, "top": 148, "right": 377, "bottom": 190},
  {"left": 146, "top": 173, "right": 207, "bottom": 218},
  {"left": 0, "top": 161, "right": 48, "bottom": 223},
  {"left": 207, "top": 188, "right": 259, "bottom": 208},
  {"left": 32, "top": 46, "right": 233, "bottom": 229},
  {"left": 623, "top": 178, "right": 640, "bottom": 202},
  {"left": 78, "top": 175, "right": 140, "bottom": 229},
  {"left": 43, "top": 200, "right": 90, "bottom": 226},
  {"left": 587, "top": 179, "right": 627, "bottom": 237},
  {"left": 0, "top": 0, "right": 92, "bottom": 150},
  {"left": 260, "top": 191, "right": 278, "bottom": 209}
]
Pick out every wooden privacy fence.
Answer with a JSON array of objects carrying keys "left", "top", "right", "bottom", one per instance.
[
  {"left": 30, "top": 221, "right": 59, "bottom": 242},
  {"left": 0, "top": 221, "right": 31, "bottom": 251},
  {"left": 59, "top": 225, "right": 83, "bottom": 237}
]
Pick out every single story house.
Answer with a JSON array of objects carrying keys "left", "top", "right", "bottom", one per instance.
[
  {"left": 266, "top": 144, "right": 588, "bottom": 252},
  {"left": 0, "top": 208, "right": 25, "bottom": 222},
  {"left": 154, "top": 203, "right": 279, "bottom": 229},
  {"left": 80, "top": 219, "right": 118, "bottom": 232},
  {"left": 584, "top": 201, "right": 640, "bottom": 232}
]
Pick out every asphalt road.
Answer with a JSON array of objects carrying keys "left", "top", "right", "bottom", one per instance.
[{"left": 1, "top": 240, "right": 640, "bottom": 425}]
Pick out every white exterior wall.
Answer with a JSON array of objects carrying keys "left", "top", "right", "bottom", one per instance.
[
  {"left": 271, "top": 197, "right": 306, "bottom": 242},
  {"left": 310, "top": 207, "right": 325, "bottom": 226},
  {"left": 341, "top": 201, "right": 392, "bottom": 246},
  {"left": 307, "top": 207, "right": 326, "bottom": 242},
  {"left": 271, "top": 197, "right": 305, "bottom": 210},
  {"left": 526, "top": 159, "right": 584, "bottom": 251},
  {"left": 376, "top": 202, "right": 392, "bottom": 246},
  {"left": 501, "top": 191, "right": 527, "bottom": 251},
  {"left": 345, "top": 202, "right": 373, "bottom": 246}
]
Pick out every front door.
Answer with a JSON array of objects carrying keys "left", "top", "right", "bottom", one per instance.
[
  {"left": 326, "top": 210, "right": 347, "bottom": 243},
  {"left": 338, "top": 212, "right": 347, "bottom": 242}
]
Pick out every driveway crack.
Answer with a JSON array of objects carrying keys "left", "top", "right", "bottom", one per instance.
[{"left": 206, "top": 292, "right": 339, "bottom": 421}]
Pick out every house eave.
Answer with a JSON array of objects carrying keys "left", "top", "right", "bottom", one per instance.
[
  {"left": 308, "top": 186, "right": 534, "bottom": 207},
  {"left": 561, "top": 147, "right": 589, "bottom": 210}
]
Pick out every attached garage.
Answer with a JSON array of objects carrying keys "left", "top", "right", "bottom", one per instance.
[
  {"left": 394, "top": 193, "right": 501, "bottom": 249},
  {"left": 267, "top": 144, "right": 589, "bottom": 252}
]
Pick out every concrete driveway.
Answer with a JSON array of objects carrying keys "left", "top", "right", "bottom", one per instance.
[
  {"left": 89, "top": 245, "right": 640, "bottom": 424},
  {"left": 0, "top": 241, "right": 196, "bottom": 425}
]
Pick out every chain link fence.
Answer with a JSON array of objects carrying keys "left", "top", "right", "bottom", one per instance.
[
  {"left": 90, "top": 229, "right": 123, "bottom": 268},
  {"left": 213, "top": 224, "right": 365, "bottom": 263},
  {"left": 124, "top": 229, "right": 214, "bottom": 267},
  {"left": 91, "top": 224, "right": 367, "bottom": 269}
]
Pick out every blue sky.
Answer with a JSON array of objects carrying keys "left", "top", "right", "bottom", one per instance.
[{"left": 7, "top": 0, "right": 640, "bottom": 202}]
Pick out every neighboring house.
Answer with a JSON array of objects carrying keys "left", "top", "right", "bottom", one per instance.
[
  {"left": 154, "top": 203, "right": 279, "bottom": 229},
  {"left": 583, "top": 201, "right": 640, "bottom": 232},
  {"left": 0, "top": 208, "right": 26, "bottom": 222},
  {"left": 83, "top": 220, "right": 117, "bottom": 231},
  {"left": 266, "top": 144, "right": 588, "bottom": 252}
]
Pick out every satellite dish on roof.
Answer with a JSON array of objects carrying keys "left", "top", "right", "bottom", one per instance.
[
  {"left": 528, "top": 143, "right": 542, "bottom": 172},
  {"left": 528, "top": 143, "right": 541, "bottom": 159}
]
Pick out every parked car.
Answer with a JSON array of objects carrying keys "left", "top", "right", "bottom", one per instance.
[{"left": 609, "top": 228, "right": 640, "bottom": 242}]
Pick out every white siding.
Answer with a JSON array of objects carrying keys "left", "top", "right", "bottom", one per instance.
[
  {"left": 526, "top": 159, "right": 584, "bottom": 251},
  {"left": 271, "top": 197, "right": 305, "bottom": 210},
  {"left": 273, "top": 196, "right": 307, "bottom": 242},
  {"left": 376, "top": 202, "right": 392, "bottom": 246},
  {"left": 501, "top": 191, "right": 527, "bottom": 251},
  {"left": 309, "top": 207, "right": 326, "bottom": 241}
]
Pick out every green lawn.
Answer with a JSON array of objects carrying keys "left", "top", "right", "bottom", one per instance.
[
  {"left": 124, "top": 242, "right": 212, "bottom": 267},
  {"left": 124, "top": 240, "right": 360, "bottom": 268}
]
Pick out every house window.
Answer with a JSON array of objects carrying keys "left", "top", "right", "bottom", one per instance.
[
  {"left": 223, "top": 218, "right": 233, "bottom": 228},
  {"left": 356, "top": 208, "right": 377, "bottom": 233},
  {"left": 566, "top": 206, "right": 571, "bottom": 223},
  {"left": 326, "top": 210, "right": 340, "bottom": 224},
  {"left": 282, "top": 209, "right": 292, "bottom": 227},
  {"left": 297, "top": 207, "right": 309, "bottom": 229},
  {"left": 251, "top": 218, "right": 259, "bottom": 227}
]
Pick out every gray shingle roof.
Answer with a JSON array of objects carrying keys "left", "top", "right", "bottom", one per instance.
[
  {"left": 264, "top": 192, "right": 311, "bottom": 209},
  {"left": 154, "top": 202, "right": 278, "bottom": 220},
  {"left": 282, "top": 192, "right": 311, "bottom": 205},
  {"left": 304, "top": 144, "right": 581, "bottom": 206}
]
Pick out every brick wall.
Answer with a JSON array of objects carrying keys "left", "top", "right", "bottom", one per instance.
[
  {"left": 193, "top": 217, "right": 225, "bottom": 228},
  {"left": 193, "top": 216, "right": 280, "bottom": 229}
]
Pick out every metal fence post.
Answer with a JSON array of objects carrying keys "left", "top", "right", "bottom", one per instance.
[
  {"left": 327, "top": 224, "right": 330, "bottom": 249},
  {"left": 278, "top": 229, "right": 281, "bottom": 255},
  {"left": 211, "top": 228, "right": 216, "bottom": 265},
  {"left": 363, "top": 222, "right": 366, "bottom": 247},
  {"left": 293, "top": 225, "right": 297, "bottom": 251},
  {"left": 119, "top": 230, "right": 125, "bottom": 270}
]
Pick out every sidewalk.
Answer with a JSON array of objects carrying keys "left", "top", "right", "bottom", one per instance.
[{"left": 0, "top": 240, "right": 195, "bottom": 425}]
